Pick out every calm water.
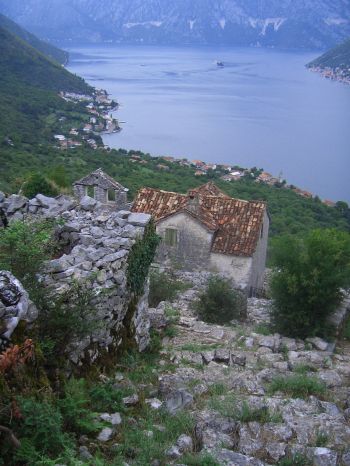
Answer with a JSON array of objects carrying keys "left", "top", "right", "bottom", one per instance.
[{"left": 68, "top": 45, "right": 350, "bottom": 202}]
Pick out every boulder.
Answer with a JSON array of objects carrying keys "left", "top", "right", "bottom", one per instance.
[
  {"left": 0, "top": 271, "right": 38, "bottom": 340},
  {"left": 165, "top": 389, "right": 194, "bottom": 414},
  {"left": 127, "top": 212, "right": 151, "bottom": 227},
  {"left": 80, "top": 195, "right": 97, "bottom": 211},
  {"left": 97, "top": 427, "right": 114, "bottom": 442},
  {"left": 5, "top": 194, "right": 27, "bottom": 214}
]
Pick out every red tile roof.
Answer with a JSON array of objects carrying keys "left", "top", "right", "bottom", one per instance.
[{"left": 132, "top": 183, "right": 267, "bottom": 257}]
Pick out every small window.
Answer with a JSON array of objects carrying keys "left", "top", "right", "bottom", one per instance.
[
  {"left": 108, "top": 189, "right": 116, "bottom": 202},
  {"left": 87, "top": 185, "right": 95, "bottom": 198},
  {"left": 164, "top": 228, "right": 178, "bottom": 247}
]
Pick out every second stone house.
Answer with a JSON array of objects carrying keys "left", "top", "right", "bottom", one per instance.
[{"left": 132, "top": 182, "right": 269, "bottom": 295}]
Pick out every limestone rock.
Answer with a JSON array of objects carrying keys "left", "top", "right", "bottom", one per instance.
[
  {"left": 127, "top": 212, "right": 151, "bottom": 227},
  {"left": 0, "top": 271, "right": 37, "bottom": 340},
  {"left": 5, "top": 194, "right": 28, "bottom": 214},
  {"left": 97, "top": 427, "right": 114, "bottom": 442},
  {"left": 165, "top": 389, "right": 194, "bottom": 414},
  {"left": 306, "top": 337, "right": 329, "bottom": 351},
  {"left": 80, "top": 195, "right": 97, "bottom": 211},
  {"left": 123, "top": 394, "right": 139, "bottom": 406},
  {"left": 213, "top": 449, "right": 267, "bottom": 466},
  {"left": 100, "top": 412, "right": 122, "bottom": 426}
]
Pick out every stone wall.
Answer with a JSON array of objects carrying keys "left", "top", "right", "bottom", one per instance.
[
  {"left": 156, "top": 212, "right": 214, "bottom": 270},
  {"left": 0, "top": 190, "right": 153, "bottom": 366}
]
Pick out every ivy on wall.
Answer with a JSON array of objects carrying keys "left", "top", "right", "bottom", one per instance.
[{"left": 127, "top": 221, "right": 160, "bottom": 296}]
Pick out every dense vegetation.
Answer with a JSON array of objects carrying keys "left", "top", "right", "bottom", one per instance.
[
  {"left": 0, "top": 13, "right": 68, "bottom": 64},
  {"left": 270, "top": 229, "right": 350, "bottom": 338},
  {"left": 308, "top": 37, "right": 350, "bottom": 69},
  {"left": 0, "top": 24, "right": 92, "bottom": 144}
]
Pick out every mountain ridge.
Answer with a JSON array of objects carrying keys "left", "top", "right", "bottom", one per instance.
[
  {"left": 0, "top": 13, "right": 68, "bottom": 65},
  {"left": 1, "top": 0, "right": 350, "bottom": 49},
  {"left": 0, "top": 22, "right": 92, "bottom": 144}
]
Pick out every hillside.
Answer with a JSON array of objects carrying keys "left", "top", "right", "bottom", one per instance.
[
  {"left": 0, "top": 12, "right": 68, "bottom": 64},
  {"left": 0, "top": 25, "right": 92, "bottom": 144},
  {"left": 0, "top": 144, "right": 349, "bottom": 241},
  {"left": 308, "top": 37, "right": 350, "bottom": 68},
  {"left": 0, "top": 0, "right": 349, "bottom": 49}
]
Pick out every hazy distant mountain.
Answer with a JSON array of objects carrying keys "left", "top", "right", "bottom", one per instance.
[
  {"left": 0, "top": 0, "right": 349, "bottom": 49},
  {"left": 0, "top": 13, "right": 67, "bottom": 64}
]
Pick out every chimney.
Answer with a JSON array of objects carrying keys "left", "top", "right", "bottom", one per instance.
[{"left": 187, "top": 191, "right": 200, "bottom": 214}]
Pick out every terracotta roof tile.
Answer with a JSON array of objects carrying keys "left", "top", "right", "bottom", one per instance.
[{"left": 132, "top": 183, "right": 267, "bottom": 257}]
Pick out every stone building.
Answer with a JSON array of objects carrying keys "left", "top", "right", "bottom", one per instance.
[
  {"left": 73, "top": 168, "right": 129, "bottom": 207},
  {"left": 132, "top": 182, "right": 269, "bottom": 295}
]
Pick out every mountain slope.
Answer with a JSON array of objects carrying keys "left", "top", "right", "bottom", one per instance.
[
  {"left": 0, "top": 13, "right": 68, "bottom": 64},
  {"left": 308, "top": 38, "right": 350, "bottom": 68},
  {"left": 0, "top": 0, "right": 349, "bottom": 49},
  {"left": 0, "top": 25, "right": 92, "bottom": 143}
]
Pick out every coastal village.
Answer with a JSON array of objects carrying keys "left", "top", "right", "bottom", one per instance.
[
  {"left": 308, "top": 65, "right": 350, "bottom": 85},
  {"left": 54, "top": 89, "right": 121, "bottom": 151},
  {"left": 129, "top": 153, "right": 336, "bottom": 205}
]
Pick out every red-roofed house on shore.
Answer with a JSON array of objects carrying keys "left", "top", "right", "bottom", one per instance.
[{"left": 132, "top": 182, "right": 269, "bottom": 294}]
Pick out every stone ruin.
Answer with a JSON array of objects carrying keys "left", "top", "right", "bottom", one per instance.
[
  {"left": 73, "top": 168, "right": 129, "bottom": 208},
  {"left": 0, "top": 180, "right": 153, "bottom": 367}
]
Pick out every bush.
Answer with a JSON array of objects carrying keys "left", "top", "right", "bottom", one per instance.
[
  {"left": 149, "top": 270, "right": 190, "bottom": 307},
  {"left": 14, "top": 397, "right": 73, "bottom": 462},
  {"left": 0, "top": 219, "right": 55, "bottom": 289},
  {"left": 277, "top": 454, "right": 312, "bottom": 466},
  {"left": 270, "top": 229, "right": 350, "bottom": 338},
  {"left": 193, "top": 276, "right": 246, "bottom": 324},
  {"left": 58, "top": 379, "right": 100, "bottom": 434},
  {"left": 268, "top": 374, "right": 327, "bottom": 399},
  {"left": 35, "top": 279, "right": 100, "bottom": 365},
  {"left": 22, "top": 172, "right": 59, "bottom": 199}
]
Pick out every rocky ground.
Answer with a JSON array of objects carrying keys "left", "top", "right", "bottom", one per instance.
[
  {"left": 145, "top": 273, "right": 350, "bottom": 466},
  {"left": 85, "top": 272, "right": 350, "bottom": 466}
]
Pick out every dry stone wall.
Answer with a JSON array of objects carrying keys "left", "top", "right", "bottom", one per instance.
[{"left": 0, "top": 191, "right": 153, "bottom": 366}]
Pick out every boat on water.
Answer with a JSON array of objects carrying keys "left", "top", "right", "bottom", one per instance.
[{"left": 216, "top": 61, "right": 224, "bottom": 67}]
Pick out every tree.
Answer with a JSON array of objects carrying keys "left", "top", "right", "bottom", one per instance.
[{"left": 270, "top": 229, "right": 350, "bottom": 338}]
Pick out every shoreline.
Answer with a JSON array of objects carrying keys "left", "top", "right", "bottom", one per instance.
[{"left": 308, "top": 65, "right": 350, "bottom": 85}]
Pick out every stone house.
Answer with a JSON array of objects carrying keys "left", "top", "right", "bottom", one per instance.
[
  {"left": 132, "top": 182, "right": 269, "bottom": 295},
  {"left": 73, "top": 168, "right": 129, "bottom": 207}
]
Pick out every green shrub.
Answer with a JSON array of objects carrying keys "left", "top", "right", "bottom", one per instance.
[
  {"left": 14, "top": 397, "right": 73, "bottom": 462},
  {"left": 237, "top": 402, "right": 282, "bottom": 423},
  {"left": 254, "top": 323, "right": 272, "bottom": 335},
  {"left": 268, "top": 374, "right": 327, "bottom": 399},
  {"left": 193, "top": 276, "right": 246, "bottom": 325},
  {"left": 35, "top": 279, "right": 100, "bottom": 364},
  {"left": 127, "top": 222, "right": 160, "bottom": 296},
  {"left": 342, "top": 316, "right": 350, "bottom": 341},
  {"left": 22, "top": 172, "right": 58, "bottom": 199},
  {"left": 58, "top": 379, "right": 99, "bottom": 434},
  {"left": 277, "top": 454, "right": 312, "bottom": 466},
  {"left": 182, "top": 453, "right": 220, "bottom": 465},
  {"left": 0, "top": 219, "right": 55, "bottom": 289},
  {"left": 88, "top": 382, "right": 128, "bottom": 413},
  {"left": 149, "top": 270, "right": 190, "bottom": 307},
  {"left": 270, "top": 229, "right": 350, "bottom": 338}
]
